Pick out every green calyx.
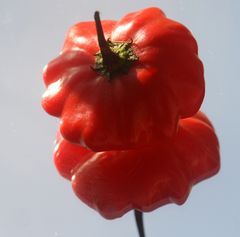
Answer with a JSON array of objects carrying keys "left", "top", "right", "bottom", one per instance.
[
  {"left": 93, "top": 11, "right": 138, "bottom": 80},
  {"left": 94, "top": 40, "right": 138, "bottom": 79}
]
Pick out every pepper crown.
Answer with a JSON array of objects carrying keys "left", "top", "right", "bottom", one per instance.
[{"left": 94, "top": 11, "right": 138, "bottom": 80}]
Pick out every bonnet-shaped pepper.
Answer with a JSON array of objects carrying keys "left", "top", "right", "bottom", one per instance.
[
  {"left": 42, "top": 8, "right": 204, "bottom": 152},
  {"left": 53, "top": 112, "right": 220, "bottom": 219}
]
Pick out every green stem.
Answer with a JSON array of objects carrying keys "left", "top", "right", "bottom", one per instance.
[
  {"left": 94, "top": 11, "right": 138, "bottom": 79},
  {"left": 94, "top": 11, "right": 121, "bottom": 76}
]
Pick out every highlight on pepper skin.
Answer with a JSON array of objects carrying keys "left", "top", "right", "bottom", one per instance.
[{"left": 53, "top": 111, "right": 220, "bottom": 219}]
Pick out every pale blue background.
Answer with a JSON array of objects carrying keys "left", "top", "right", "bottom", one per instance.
[{"left": 1, "top": 0, "right": 239, "bottom": 236}]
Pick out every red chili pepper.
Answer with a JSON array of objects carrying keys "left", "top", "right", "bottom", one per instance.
[
  {"left": 42, "top": 8, "right": 204, "bottom": 151},
  {"left": 53, "top": 111, "right": 220, "bottom": 219}
]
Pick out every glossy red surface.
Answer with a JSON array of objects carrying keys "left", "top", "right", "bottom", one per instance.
[
  {"left": 42, "top": 7, "right": 204, "bottom": 152},
  {"left": 53, "top": 112, "right": 220, "bottom": 219}
]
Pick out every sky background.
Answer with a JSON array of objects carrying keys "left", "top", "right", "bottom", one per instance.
[{"left": 0, "top": 0, "right": 239, "bottom": 236}]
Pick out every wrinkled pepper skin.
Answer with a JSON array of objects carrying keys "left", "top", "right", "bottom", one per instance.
[
  {"left": 42, "top": 7, "right": 204, "bottom": 151},
  {"left": 53, "top": 112, "right": 220, "bottom": 219}
]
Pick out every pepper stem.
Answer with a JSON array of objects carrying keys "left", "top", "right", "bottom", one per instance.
[
  {"left": 134, "top": 210, "right": 146, "bottom": 237},
  {"left": 93, "top": 11, "right": 138, "bottom": 79},
  {"left": 94, "top": 11, "right": 122, "bottom": 77}
]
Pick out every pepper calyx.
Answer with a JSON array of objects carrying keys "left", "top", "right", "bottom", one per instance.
[{"left": 93, "top": 11, "right": 138, "bottom": 80}]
